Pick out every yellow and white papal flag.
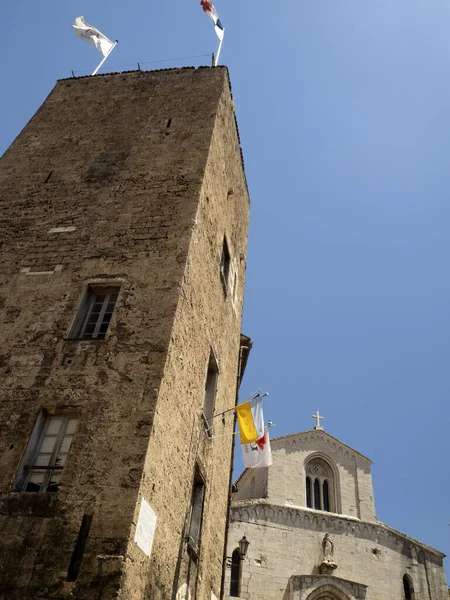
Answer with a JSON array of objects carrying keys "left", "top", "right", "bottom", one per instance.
[
  {"left": 241, "top": 427, "right": 273, "bottom": 469},
  {"left": 73, "top": 16, "right": 115, "bottom": 57},
  {"left": 236, "top": 396, "right": 264, "bottom": 444}
]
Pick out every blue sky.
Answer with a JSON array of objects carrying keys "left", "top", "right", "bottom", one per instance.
[{"left": 1, "top": 0, "right": 450, "bottom": 575}]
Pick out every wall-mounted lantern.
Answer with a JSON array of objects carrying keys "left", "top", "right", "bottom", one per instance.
[{"left": 238, "top": 535, "right": 249, "bottom": 559}]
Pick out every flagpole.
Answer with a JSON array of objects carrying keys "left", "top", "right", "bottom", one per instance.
[
  {"left": 214, "top": 30, "right": 224, "bottom": 66},
  {"left": 211, "top": 430, "right": 240, "bottom": 440},
  {"left": 210, "top": 391, "right": 269, "bottom": 421},
  {"left": 92, "top": 40, "right": 118, "bottom": 76}
]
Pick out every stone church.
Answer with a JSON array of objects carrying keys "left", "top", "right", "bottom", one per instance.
[{"left": 224, "top": 417, "right": 448, "bottom": 600}]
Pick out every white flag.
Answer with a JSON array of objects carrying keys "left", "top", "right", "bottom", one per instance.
[
  {"left": 73, "top": 16, "right": 115, "bottom": 57},
  {"left": 241, "top": 427, "right": 273, "bottom": 469},
  {"left": 200, "top": 0, "right": 224, "bottom": 41}
]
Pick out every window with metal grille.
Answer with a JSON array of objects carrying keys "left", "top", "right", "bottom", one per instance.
[
  {"left": 15, "top": 414, "right": 78, "bottom": 493},
  {"left": 70, "top": 286, "right": 119, "bottom": 340}
]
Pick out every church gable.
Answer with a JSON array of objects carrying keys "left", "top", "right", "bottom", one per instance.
[
  {"left": 271, "top": 429, "right": 372, "bottom": 466},
  {"left": 265, "top": 429, "right": 376, "bottom": 521}
]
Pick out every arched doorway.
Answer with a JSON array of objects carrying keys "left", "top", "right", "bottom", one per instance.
[{"left": 306, "top": 583, "right": 351, "bottom": 600}]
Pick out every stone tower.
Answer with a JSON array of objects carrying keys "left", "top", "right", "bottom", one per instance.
[{"left": 0, "top": 67, "right": 250, "bottom": 600}]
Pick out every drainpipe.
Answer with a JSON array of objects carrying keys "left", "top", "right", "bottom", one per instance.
[{"left": 220, "top": 344, "right": 248, "bottom": 599}]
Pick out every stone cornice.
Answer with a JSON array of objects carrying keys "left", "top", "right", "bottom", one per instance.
[
  {"left": 271, "top": 429, "right": 372, "bottom": 464},
  {"left": 230, "top": 501, "right": 445, "bottom": 561}
]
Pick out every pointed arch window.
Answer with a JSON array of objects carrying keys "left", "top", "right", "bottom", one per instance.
[
  {"left": 314, "top": 478, "right": 321, "bottom": 510},
  {"left": 323, "top": 480, "right": 330, "bottom": 511},
  {"left": 403, "top": 575, "right": 414, "bottom": 600},
  {"left": 230, "top": 548, "right": 241, "bottom": 597},
  {"left": 305, "top": 457, "right": 335, "bottom": 512},
  {"left": 306, "top": 476, "right": 312, "bottom": 507}
]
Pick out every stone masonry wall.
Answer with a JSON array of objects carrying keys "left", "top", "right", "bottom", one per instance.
[
  {"left": 0, "top": 67, "right": 249, "bottom": 600},
  {"left": 224, "top": 502, "right": 447, "bottom": 600},
  {"left": 235, "top": 431, "right": 375, "bottom": 522},
  {"left": 118, "top": 72, "right": 250, "bottom": 600},
  {"left": 234, "top": 462, "right": 269, "bottom": 502}
]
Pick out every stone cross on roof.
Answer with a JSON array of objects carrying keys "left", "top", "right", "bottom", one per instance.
[{"left": 312, "top": 410, "right": 324, "bottom": 430}]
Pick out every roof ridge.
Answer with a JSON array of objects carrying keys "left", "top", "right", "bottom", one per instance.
[
  {"left": 270, "top": 429, "right": 372, "bottom": 463},
  {"left": 58, "top": 65, "right": 227, "bottom": 82}
]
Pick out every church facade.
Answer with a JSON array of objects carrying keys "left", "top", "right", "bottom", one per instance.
[{"left": 224, "top": 423, "right": 447, "bottom": 600}]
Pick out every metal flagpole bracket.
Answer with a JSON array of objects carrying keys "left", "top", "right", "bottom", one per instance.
[
  {"left": 92, "top": 40, "right": 118, "bottom": 76},
  {"left": 209, "top": 390, "right": 269, "bottom": 422},
  {"left": 211, "top": 430, "right": 240, "bottom": 440}
]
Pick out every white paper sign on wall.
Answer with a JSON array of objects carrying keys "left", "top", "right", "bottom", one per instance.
[{"left": 134, "top": 498, "right": 157, "bottom": 557}]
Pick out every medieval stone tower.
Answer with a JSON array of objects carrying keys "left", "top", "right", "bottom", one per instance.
[{"left": 0, "top": 67, "right": 250, "bottom": 600}]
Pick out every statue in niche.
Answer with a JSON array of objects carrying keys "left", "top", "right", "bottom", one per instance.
[
  {"left": 322, "top": 533, "right": 334, "bottom": 558},
  {"left": 318, "top": 533, "right": 337, "bottom": 574}
]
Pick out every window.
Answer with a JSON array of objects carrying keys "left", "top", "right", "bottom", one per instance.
[
  {"left": 403, "top": 575, "right": 414, "bottom": 600},
  {"left": 70, "top": 286, "right": 119, "bottom": 339},
  {"left": 230, "top": 548, "right": 241, "bottom": 597},
  {"left": 220, "top": 236, "right": 231, "bottom": 293},
  {"left": 305, "top": 457, "right": 335, "bottom": 512},
  {"left": 313, "top": 478, "right": 321, "bottom": 510},
  {"left": 187, "top": 470, "right": 206, "bottom": 555},
  {"left": 323, "top": 480, "right": 330, "bottom": 511},
  {"left": 14, "top": 414, "right": 78, "bottom": 493},
  {"left": 202, "top": 351, "right": 218, "bottom": 437},
  {"left": 306, "top": 476, "right": 311, "bottom": 507}
]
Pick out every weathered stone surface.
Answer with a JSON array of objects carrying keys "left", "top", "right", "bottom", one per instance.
[
  {"left": 0, "top": 67, "right": 250, "bottom": 600},
  {"left": 233, "top": 430, "right": 376, "bottom": 521},
  {"left": 224, "top": 430, "right": 448, "bottom": 600}
]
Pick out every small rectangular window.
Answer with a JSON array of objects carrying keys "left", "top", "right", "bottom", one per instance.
[
  {"left": 14, "top": 414, "right": 78, "bottom": 493},
  {"left": 202, "top": 352, "right": 218, "bottom": 437},
  {"left": 187, "top": 470, "right": 205, "bottom": 555},
  {"left": 220, "top": 236, "right": 231, "bottom": 294},
  {"left": 70, "top": 286, "right": 120, "bottom": 340}
]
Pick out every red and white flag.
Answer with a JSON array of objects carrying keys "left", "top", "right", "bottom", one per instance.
[
  {"left": 200, "top": 0, "right": 224, "bottom": 41},
  {"left": 241, "top": 427, "right": 273, "bottom": 469}
]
